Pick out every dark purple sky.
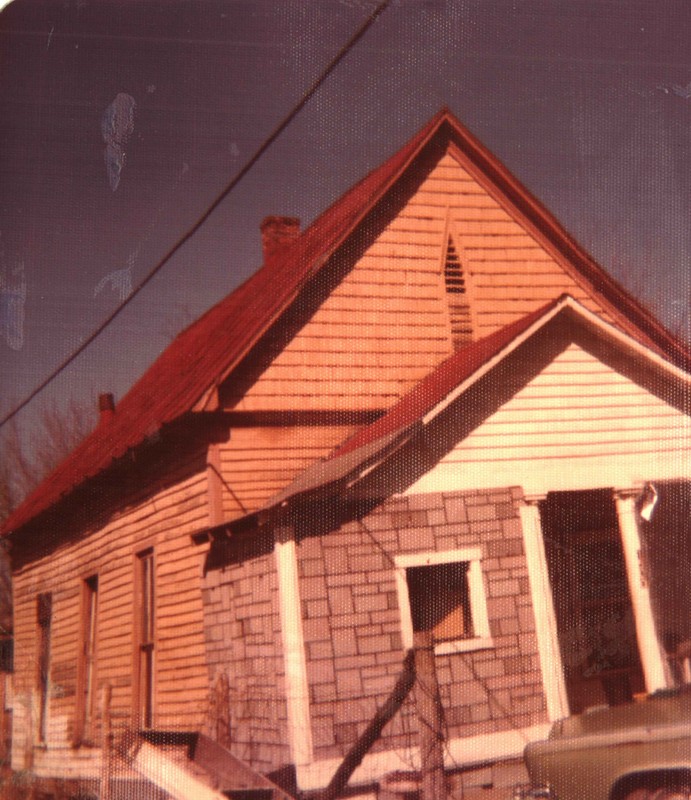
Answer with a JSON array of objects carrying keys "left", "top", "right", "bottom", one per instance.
[{"left": 2, "top": 0, "right": 691, "bottom": 437}]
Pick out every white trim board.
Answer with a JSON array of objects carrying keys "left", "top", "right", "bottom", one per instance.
[
  {"left": 405, "top": 458, "right": 691, "bottom": 497},
  {"left": 422, "top": 296, "right": 691, "bottom": 428},
  {"left": 296, "top": 723, "right": 551, "bottom": 791},
  {"left": 393, "top": 548, "right": 493, "bottom": 655}
]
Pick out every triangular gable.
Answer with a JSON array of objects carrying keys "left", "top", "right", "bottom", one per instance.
[
  {"left": 223, "top": 148, "right": 615, "bottom": 413},
  {"left": 219, "top": 118, "right": 687, "bottom": 414},
  {"left": 4, "top": 110, "right": 688, "bottom": 536},
  {"left": 406, "top": 340, "right": 691, "bottom": 497}
]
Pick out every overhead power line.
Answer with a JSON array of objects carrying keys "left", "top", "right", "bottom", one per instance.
[{"left": 1, "top": 0, "right": 391, "bottom": 430}]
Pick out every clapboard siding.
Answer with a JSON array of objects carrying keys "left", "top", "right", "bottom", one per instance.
[
  {"left": 269, "top": 350, "right": 445, "bottom": 368},
  {"left": 332, "top": 281, "right": 442, "bottom": 298},
  {"left": 455, "top": 345, "right": 690, "bottom": 452},
  {"left": 11, "top": 460, "right": 210, "bottom": 775},
  {"left": 471, "top": 249, "right": 562, "bottom": 262},
  {"left": 475, "top": 272, "right": 580, "bottom": 287},
  {"left": 228, "top": 150, "right": 616, "bottom": 412},
  {"left": 218, "top": 425, "right": 356, "bottom": 516},
  {"left": 293, "top": 307, "right": 449, "bottom": 326},
  {"left": 274, "top": 335, "right": 447, "bottom": 356},
  {"left": 407, "top": 343, "right": 691, "bottom": 496}
]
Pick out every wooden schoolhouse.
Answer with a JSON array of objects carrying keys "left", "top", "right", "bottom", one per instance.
[{"left": 3, "top": 109, "right": 691, "bottom": 798}]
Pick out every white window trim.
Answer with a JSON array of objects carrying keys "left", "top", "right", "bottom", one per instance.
[{"left": 394, "top": 548, "right": 493, "bottom": 655}]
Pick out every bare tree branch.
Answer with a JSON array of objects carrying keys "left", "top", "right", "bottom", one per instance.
[{"left": 0, "top": 396, "right": 97, "bottom": 632}]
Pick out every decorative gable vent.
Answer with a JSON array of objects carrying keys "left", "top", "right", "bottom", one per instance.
[{"left": 444, "top": 235, "right": 473, "bottom": 348}]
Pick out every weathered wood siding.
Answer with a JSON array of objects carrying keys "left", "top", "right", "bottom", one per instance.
[
  {"left": 229, "top": 149, "right": 612, "bottom": 413},
  {"left": 407, "top": 343, "right": 691, "bottom": 496},
  {"left": 412, "top": 150, "right": 611, "bottom": 334},
  {"left": 11, "top": 461, "right": 210, "bottom": 778},
  {"left": 217, "top": 425, "right": 358, "bottom": 517}
]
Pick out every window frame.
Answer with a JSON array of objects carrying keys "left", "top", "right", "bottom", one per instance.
[
  {"left": 74, "top": 575, "right": 99, "bottom": 746},
  {"left": 36, "top": 592, "right": 53, "bottom": 744},
  {"left": 394, "top": 548, "right": 493, "bottom": 655},
  {"left": 134, "top": 548, "right": 155, "bottom": 729}
]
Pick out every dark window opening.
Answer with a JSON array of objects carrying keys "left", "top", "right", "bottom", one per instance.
[
  {"left": 76, "top": 575, "right": 98, "bottom": 744},
  {"left": 406, "top": 561, "right": 473, "bottom": 642},
  {"left": 0, "top": 639, "right": 13, "bottom": 673},
  {"left": 37, "top": 592, "right": 52, "bottom": 743},
  {"left": 640, "top": 481, "right": 691, "bottom": 686},
  {"left": 541, "top": 490, "right": 644, "bottom": 712}
]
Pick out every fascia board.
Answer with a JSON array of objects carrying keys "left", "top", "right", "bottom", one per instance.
[{"left": 422, "top": 296, "right": 691, "bottom": 428}]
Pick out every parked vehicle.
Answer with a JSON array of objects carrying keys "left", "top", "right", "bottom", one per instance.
[{"left": 515, "top": 686, "right": 691, "bottom": 800}]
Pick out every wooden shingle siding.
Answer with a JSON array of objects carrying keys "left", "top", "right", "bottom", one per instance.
[
  {"left": 11, "top": 464, "right": 210, "bottom": 772},
  {"left": 229, "top": 150, "right": 616, "bottom": 413},
  {"left": 202, "top": 551, "right": 290, "bottom": 773}
]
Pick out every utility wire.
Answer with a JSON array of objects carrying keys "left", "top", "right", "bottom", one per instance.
[{"left": 0, "top": 0, "right": 391, "bottom": 430}]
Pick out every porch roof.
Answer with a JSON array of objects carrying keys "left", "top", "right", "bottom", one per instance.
[{"left": 255, "top": 295, "right": 691, "bottom": 517}]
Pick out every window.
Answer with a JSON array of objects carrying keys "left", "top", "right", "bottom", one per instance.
[
  {"left": 37, "top": 592, "right": 52, "bottom": 743},
  {"left": 443, "top": 235, "right": 473, "bottom": 348},
  {"left": 135, "top": 549, "right": 155, "bottom": 728},
  {"left": 408, "top": 561, "right": 473, "bottom": 641},
  {"left": 0, "top": 638, "right": 13, "bottom": 673},
  {"left": 75, "top": 576, "right": 98, "bottom": 745},
  {"left": 395, "top": 549, "right": 492, "bottom": 655}
]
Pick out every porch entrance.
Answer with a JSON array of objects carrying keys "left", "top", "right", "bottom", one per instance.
[{"left": 540, "top": 489, "right": 645, "bottom": 714}]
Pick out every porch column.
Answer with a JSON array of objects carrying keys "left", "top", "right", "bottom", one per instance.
[
  {"left": 613, "top": 489, "right": 667, "bottom": 693},
  {"left": 518, "top": 496, "right": 569, "bottom": 721},
  {"left": 274, "top": 525, "right": 313, "bottom": 767}
]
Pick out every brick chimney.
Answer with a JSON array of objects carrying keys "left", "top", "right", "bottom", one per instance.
[
  {"left": 98, "top": 392, "right": 115, "bottom": 422},
  {"left": 260, "top": 216, "right": 300, "bottom": 266}
]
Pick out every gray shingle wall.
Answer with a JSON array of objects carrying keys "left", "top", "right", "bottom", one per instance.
[
  {"left": 298, "top": 488, "right": 547, "bottom": 761},
  {"left": 200, "top": 487, "right": 547, "bottom": 770},
  {"left": 202, "top": 551, "right": 291, "bottom": 773}
]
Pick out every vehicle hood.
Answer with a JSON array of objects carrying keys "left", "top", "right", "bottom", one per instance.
[{"left": 553, "top": 687, "right": 691, "bottom": 741}]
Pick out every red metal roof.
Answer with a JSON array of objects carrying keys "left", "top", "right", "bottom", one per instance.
[
  {"left": 3, "top": 109, "right": 687, "bottom": 536},
  {"left": 1, "top": 109, "right": 447, "bottom": 536}
]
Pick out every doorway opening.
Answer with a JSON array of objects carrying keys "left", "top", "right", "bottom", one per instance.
[{"left": 540, "top": 489, "right": 645, "bottom": 713}]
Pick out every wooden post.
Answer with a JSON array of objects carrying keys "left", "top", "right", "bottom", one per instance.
[
  {"left": 101, "top": 684, "right": 112, "bottom": 800},
  {"left": 518, "top": 496, "right": 569, "bottom": 720},
  {"left": 317, "top": 650, "right": 416, "bottom": 800},
  {"left": 274, "top": 525, "right": 313, "bottom": 767},
  {"left": 413, "top": 630, "right": 447, "bottom": 800},
  {"left": 614, "top": 489, "right": 668, "bottom": 692}
]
